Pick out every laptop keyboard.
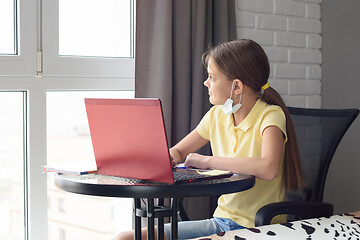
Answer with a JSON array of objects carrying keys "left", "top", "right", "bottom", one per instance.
[{"left": 173, "top": 171, "right": 208, "bottom": 181}]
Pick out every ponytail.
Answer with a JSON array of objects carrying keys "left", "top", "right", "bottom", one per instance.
[{"left": 262, "top": 87, "right": 305, "bottom": 191}]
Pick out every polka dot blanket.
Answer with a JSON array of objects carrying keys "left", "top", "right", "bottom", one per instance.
[{"left": 191, "top": 211, "right": 360, "bottom": 240}]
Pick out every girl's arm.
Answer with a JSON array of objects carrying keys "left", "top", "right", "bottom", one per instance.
[
  {"left": 184, "top": 126, "right": 284, "bottom": 181},
  {"left": 169, "top": 129, "right": 209, "bottom": 166}
]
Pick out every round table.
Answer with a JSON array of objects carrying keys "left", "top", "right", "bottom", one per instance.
[{"left": 55, "top": 173, "right": 255, "bottom": 240}]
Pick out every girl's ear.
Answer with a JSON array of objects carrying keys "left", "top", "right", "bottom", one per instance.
[{"left": 233, "top": 79, "right": 243, "bottom": 95}]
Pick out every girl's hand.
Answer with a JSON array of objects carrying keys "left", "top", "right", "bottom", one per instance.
[
  {"left": 169, "top": 154, "right": 177, "bottom": 167},
  {"left": 184, "top": 153, "right": 210, "bottom": 169},
  {"left": 169, "top": 148, "right": 181, "bottom": 167},
  {"left": 169, "top": 129, "right": 209, "bottom": 168}
]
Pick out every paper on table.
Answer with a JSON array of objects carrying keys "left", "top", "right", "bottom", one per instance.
[
  {"left": 42, "top": 163, "right": 97, "bottom": 176},
  {"left": 196, "top": 169, "right": 231, "bottom": 176},
  {"left": 175, "top": 163, "right": 186, "bottom": 169}
]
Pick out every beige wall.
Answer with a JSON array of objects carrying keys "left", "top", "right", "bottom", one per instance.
[
  {"left": 236, "top": 0, "right": 322, "bottom": 108},
  {"left": 322, "top": 0, "right": 360, "bottom": 214},
  {"left": 236, "top": 0, "right": 360, "bottom": 214}
]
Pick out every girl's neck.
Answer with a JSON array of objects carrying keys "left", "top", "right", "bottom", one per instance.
[{"left": 232, "top": 94, "right": 259, "bottom": 126}]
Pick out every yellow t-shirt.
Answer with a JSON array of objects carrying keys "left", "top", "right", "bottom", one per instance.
[{"left": 196, "top": 98, "right": 287, "bottom": 228}]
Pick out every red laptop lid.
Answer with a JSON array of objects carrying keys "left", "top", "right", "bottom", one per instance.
[{"left": 85, "top": 98, "right": 174, "bottom": 184}]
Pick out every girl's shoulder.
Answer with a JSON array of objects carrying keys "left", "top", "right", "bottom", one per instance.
[
  {"left": 263, "top": 103, "right": 284, "bottom": 114},
  {"left": 257, "top": 101, "right": 286, "bottom": 122}
]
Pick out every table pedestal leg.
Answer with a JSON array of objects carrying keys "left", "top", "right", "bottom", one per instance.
[
  {"left": 133, "top": 198, "right": 180, "bottom": 240},
  {"left": 134, "top": 199, "right": 142, "bottom": 240},
  {"left": 171, "top": 198, "right": 180, "bottom": 240},
  {"left": 147, "top": 198, "right": 155, "bottom": 240},
  {"left": 157, "top": 198, "right": 165, "bottom": 240}
]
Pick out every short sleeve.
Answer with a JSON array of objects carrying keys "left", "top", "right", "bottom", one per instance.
[
  {"left": 260, "top": 108, "right": 287, "bottom": 143},
  {"left": 196, "top": 106, "right": 215, "bottom": 140}
]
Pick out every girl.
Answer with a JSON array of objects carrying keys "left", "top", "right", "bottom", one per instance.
[{"left": 117, "top": 39, "right": 304, "bottom": 240}]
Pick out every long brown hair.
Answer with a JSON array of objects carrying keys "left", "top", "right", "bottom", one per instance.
[{"left": 202, "top": 39, "right": 305, "bottom": 191}]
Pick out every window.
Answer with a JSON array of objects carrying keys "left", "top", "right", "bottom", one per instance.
[
  {"left": 47, "top": 91, "right": 134, "bottom": 239},
  {"left": 0, "top": 92, "right": 25, "bottom": 239},
  {"left": 0, "top": 0, "right": 36, "bottom": 75},
  {"left": 59, "top": 0, "right": 132, "bottom": 58},
  {"left": 0, "top": 0, "right": 135, "bottom": 239},
  {"left": 42, "top": 0, "right": 134, "bottom": 77},
  {"left": 0, "top": 0, "right": 17, "bottom": 55}
]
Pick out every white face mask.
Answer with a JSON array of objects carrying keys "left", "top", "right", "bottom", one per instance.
[{"left": 222, "top": 81, "right": 242, "bottom": 116}]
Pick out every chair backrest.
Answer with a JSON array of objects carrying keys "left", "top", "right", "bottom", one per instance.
[{"left": 287, "top": 107, "right": 359, "bottom": 202}]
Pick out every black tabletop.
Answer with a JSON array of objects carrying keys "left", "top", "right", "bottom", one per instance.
[{"left": 55, "top": 173, "right": 255, "bottom": 199}]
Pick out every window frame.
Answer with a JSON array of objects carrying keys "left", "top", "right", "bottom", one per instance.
[{"left": 0, "top": 0, "right": 135, "bottom": 239}]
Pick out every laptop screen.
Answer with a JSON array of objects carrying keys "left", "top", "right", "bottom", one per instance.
[{"left": 85, "top": 98, "right": 175, "bottom": 183}]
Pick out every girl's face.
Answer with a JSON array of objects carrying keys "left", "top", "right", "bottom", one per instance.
[{"left": 204, "top": 57, "right": 233, "bottom": 105}]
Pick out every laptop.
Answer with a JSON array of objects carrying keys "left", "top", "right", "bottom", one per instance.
[{"left": 85, "top": 98, "right": 232, "bottom": 184}]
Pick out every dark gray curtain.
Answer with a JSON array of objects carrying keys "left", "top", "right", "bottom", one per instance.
[{"left": 135, "top": 0, "right": 236, "bottom": 220}]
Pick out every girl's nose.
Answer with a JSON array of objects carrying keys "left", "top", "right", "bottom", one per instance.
[{"left": 204, "top": 79, "right": 209, "bottom": 87}]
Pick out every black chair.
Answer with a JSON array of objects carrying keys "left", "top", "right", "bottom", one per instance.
[{"left": 255, "top": 107, "right": 359, "bottom": 227}]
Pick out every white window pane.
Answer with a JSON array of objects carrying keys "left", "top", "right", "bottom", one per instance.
[
  {"left": 47, "top": 91, "right": 134, "bottom": 239},
  {"left": 59, "top": 0, "right": 132, "bottom": 58},
  {"left": 0, "top": 0, "right": 17, "bottom": 55},
  {"left": 0, "top": 92, "right": 24, "bottom": 239}
]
